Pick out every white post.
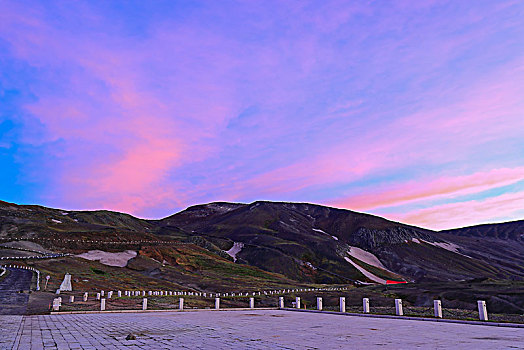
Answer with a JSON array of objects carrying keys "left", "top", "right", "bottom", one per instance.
[
  {"left": 363, "top": 298, "right": 370, "bottom": 313},
  {"left": 249, "top": 297, "right": 255, "bottom": 308},
  {"left": 478, "top": 300, "right": 488, "bottom": 321},
  {"left": 395, "top": 299, "right": 403, "bottom": 316},
  {"left": 83, "top": 292, "right": 88, "bottom": 302},
  {"left": 434, "top": 300, "right": 442, "bottom": 318},
  {"left": 215, "top": 297, "right": 220, "bottom": 309},
  {"left": 52, "top": 298, "right": 60, "bottom": 311},
  {"left": 179, "top": 298, "right": 184, "bottom": 310},
  {"left": 100, "top": 298, "right": 106, "bottom": 311},
  {"left": 142, "top": 298, "right": 148, "bottom": 311},
  {"left": 69, "top": 295, "right": 74, "bottom": 303},
  {"left": 317, "top": 297, "right": 323, "bottom": 311},
  {"left": 278, "top": 297, "right": 284, "bottom": 308},
  {"left": 339, "top": 297, "right": 346, "bottom": 313},
  {"left": 295, "top": 297, "right": 301, "bottom": 309}
]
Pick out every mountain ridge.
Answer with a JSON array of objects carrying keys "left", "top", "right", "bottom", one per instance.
[{"left": 1, "top": 199, "right": 523, "bottom": 285}]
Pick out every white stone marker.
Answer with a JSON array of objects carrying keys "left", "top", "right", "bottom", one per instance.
[
  {"left": 395, "top": 299, "right": 403, "bottom": 316},
  {"left": 295, "top": 297, "right": 301, "bottom": 309},
  {"left": 142, "top": 291, "right": 146, "bottom": 296},
  {"left": 339, "top": 297, "right": 346, "bottom": 313},
  {"left": 148, "top": 291, "right": 152, "bottom": 296},
  {"left": 478, "top": 300, "right": 488, "bottom": 321},
  {"left": 278, "top": 297, "right": 284, "bottom": 308},
  {"left": 100, "top": 298, "right": 106, "bottom": 311},
  {"left": 142, "top": 298, "right": 148, "bottom": 310},
  {"left": 215, "top": 297, "right": 220, "bottom": 309},
  {"left": 101, "top": 290, "right": 105, "bottom": 297},
  {"left": 249, "top": 297, "right": 255, "bottom": 309},
  {"left": 317, "top": 297, "right": 323, "bottom": 311},
  {"left": 59, "top": 273, "right": 72, "bottom": 292},
  {"left": 434, "top": 300, "right": 442, "bottom": 318},
  {"left": 179, "top": 298, "right": 184, "bottom": 310},
  {"left": 117, "top": 291, "right": 122, "bottom": 298},
  {"left": 83, "top": 292, "right": 88, "bottom": 302},
  {"left": 107, "top": 291, "right": 113, "bottom": 299},
  {"left": 363, "top": 298, "right": 370, "bottom": 313},
  {"left": 52, "top": 298, "right": 60, "bottom": 311},
  {"left": 69, "top": 295, "right": 74, "bottom": 303},
  {"left": 96, "top": 293, "right": 101, "bottom": 300}
]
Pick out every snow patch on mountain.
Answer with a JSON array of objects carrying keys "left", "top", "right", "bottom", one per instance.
[
  {"left": 409, "top": 238, "right": 470, "bottom": 257},
  {"left": 312, "top": 228, "right": 339, "bottom": 240},
  {"left": 347, "top": 246, "right": 386, "bottom": 269},
  {"left": 226, "top": 242, "right": 244, "bottom": 262},
  {"left": 77, "top": 250, "right": 137, "bottom": 267},
  {"left": 344, "top": 257, "right": 386, "bottom": 284}
]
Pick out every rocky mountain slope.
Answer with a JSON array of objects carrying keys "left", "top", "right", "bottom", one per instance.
[
  {"left": 2, "top": 200, "right": 523, "bottom": 286},
  {"left": 160, "top": 201, "right": 524, "bottom": 284}
]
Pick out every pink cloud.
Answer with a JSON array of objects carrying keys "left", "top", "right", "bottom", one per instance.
[
  {"left": 331, "top": 167, "right": 524, "bottom": 211},
  {"left": 1, "top": 0, "right": 523, "bottom": 225},
  {"left": 386, "top": 190, "right": 524, "bottom": 230},
  {"left": 231, "top": 57, "right": 524, "bottom": 200}
]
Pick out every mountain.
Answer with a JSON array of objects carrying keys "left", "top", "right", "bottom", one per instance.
[
  {"left": 159, "top": 201, "right": 524, "bottom": 284},
  {"left": 2, "top": 199, "right": 523, "bottom": 286}
]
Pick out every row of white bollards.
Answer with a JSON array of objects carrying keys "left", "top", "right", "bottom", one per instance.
[
  {"left": 137, "top": 297, "right": 258, "bottom": 311},
  {"left": 286, "top": 297, "right": 489, "bottom": 321},
  {"left": 51, "top": 294, "right": 489, "bottom": 321}
]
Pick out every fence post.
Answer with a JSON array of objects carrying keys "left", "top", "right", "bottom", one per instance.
[
  {"left": 295, "top": 297, "right": 301, "bottom": 309},
  {"left": 249, "top": 297, "right": 255, "bottom": 308},
  {"left": 363, "top": 298, "right": 370, "bottom": 313},
  {"left": 100, "top": 298, "right": 106, "bottom": 311},
  {"left": 434, "top": 300, "right": 442, "bottom": 318},
  {"left": 477, "top": 300, "right": 488, "bottom": 321},
  {"left": 278, "top": 297, "right": 284, "bottom": 308},
  {"left": 395, "top": 299, "right": 403, "bottom": 316},
  {"left": 339, "top": 297, "right": 346, "bottom": 313},
  {"left": 179, "top": 298, "right": 184, "bottom": 310},
  {"left": 317, "top": 297, "right": 323, "bottom": 311},
  {"left": 215, "top": 297, "right": 220, "bottom": 309},
  {"left": 142, "top": 298, "right": 148, "bottom": 310}
]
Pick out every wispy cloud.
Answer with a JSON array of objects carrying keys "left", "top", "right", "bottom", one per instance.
[
  {"left": 388, "top": 190, "right": 524, "bottom": 230},
  {"left": 331, "top": 167, "right": 524, "bottom": 212}
]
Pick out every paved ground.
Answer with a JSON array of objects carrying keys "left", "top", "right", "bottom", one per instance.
[
  {"left": 0, "top": 268, "right": 33, "bottom": 315},
  {"left": 1, "top": 310, "right": 523, "bottom": 349}
]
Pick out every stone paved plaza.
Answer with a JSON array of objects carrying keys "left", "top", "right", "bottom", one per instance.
[{"left": 1, "top": 309, "right": 523, "bottom": 349}]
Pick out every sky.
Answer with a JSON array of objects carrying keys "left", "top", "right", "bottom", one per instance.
[{"left": 1, "top": 0, "right": 523, "bottom": 230}]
